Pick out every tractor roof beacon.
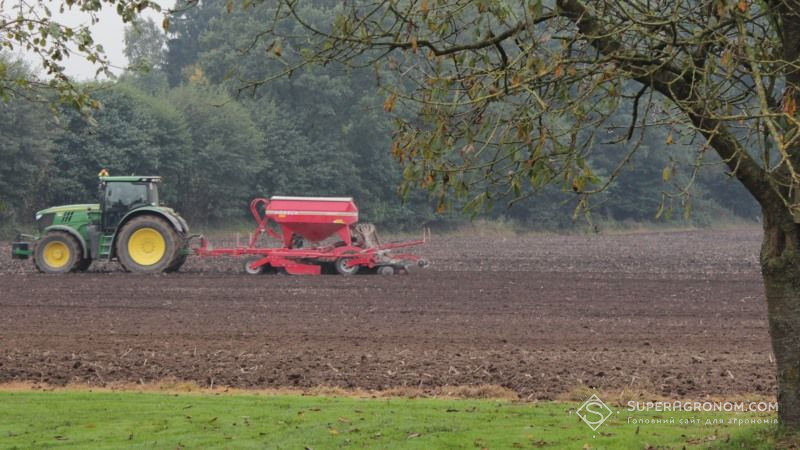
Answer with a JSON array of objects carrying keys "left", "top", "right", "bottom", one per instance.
[{"left": 12, "top": 174, "right": 191, "bottom": 274}]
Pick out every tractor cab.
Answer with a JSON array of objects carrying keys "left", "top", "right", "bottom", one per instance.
[{"left": 99, "top": 176, "right": 161, "bottom": 231}]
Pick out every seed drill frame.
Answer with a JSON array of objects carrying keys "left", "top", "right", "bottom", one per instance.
[{"left": 193, "top": 196, "right": 429, "bottom": 275}]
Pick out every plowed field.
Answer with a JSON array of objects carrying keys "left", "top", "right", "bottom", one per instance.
[{"left": 0, "top": 229, "right": 772, "bottom": 399}]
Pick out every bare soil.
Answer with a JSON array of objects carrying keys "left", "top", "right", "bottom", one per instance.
[{"left": 0, "top": 228, "right": 773, "bottom": 400}]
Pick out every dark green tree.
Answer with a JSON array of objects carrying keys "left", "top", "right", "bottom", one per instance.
[
  {"left": 165, "top": 0, "right": 414, "bottom": 220},
  {"left": 0, "top": 57, "right": 57, "bottom": 232},
  {"left": 122, "top": 17, "right": 169, "bottom": 94},
  {"left": 46, "top": 83, "right": 190, "bottom": 208},
  {"left": 168, "top": 83, "right": 265, "bottom": 223}
]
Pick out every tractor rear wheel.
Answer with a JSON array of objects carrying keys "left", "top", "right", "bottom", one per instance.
[
  {"left": 76, "top": 257, "right": 93, "bottom": 271},
  {"left": 164, "top": 252, "right": 187, "bottom": 273},
  {"left": 117, "top": 216, "right": 181, "bottom": 273},
  {"left": 163, "top": 232, "right": 189, "bottom": 273},
  {"left": 34, "top": 231, "right": 82, "bottom": 273}
]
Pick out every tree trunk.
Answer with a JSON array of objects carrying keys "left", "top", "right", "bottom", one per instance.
[{"left": 761, "top": 205, "right": 800, "bottom": 426}]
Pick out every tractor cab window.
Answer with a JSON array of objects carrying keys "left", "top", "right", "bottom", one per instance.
[
  {"left": 102, "top": 182, "right": 154, "bottom": 231},
  {"left": 106, "top": 183, "right": 149, "bottom": 209},
  {"left": 148, "top": 183, "right": 159, "bottom": 206}
]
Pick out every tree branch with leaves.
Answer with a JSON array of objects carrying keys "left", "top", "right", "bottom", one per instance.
[
  {"left": 0, "top": 0, "right": 160, "bottom": 110},
  {"left": 238, "top": 0, "right": 800, "bottom": 426}
]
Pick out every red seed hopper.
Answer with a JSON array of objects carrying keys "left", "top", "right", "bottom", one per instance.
[
  {"left": 264, "top": 196, "right": 359, "bottom": 247},
  {"left": 194, "top": 196, "right": 429, "bottom": 275}
]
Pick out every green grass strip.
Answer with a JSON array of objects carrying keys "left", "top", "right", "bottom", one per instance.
[{"left": 0, "top": 391, "right": 788, "bottom": 449}]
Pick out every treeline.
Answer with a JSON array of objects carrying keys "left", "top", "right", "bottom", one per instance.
[{"left": 0, "top": 1, "right": 759, "bottom": 235}]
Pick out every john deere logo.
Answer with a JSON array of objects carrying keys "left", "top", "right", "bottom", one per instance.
[{"left": 576, "top": 394, "right": 613, "bottom": 431}]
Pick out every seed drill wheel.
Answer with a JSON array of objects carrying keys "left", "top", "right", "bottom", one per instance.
[
  {"left": 335, "top": 252, "right": 359, "bottom": 276},
  {"left": 34, "top": 231, "right": 82, "bottom": 273},
  {"left": 377, "top": 266, "right": 395, "bottom": 276},
  {"left": 243, "top": 257, "right": 264, "bottom": 275},
  {"left": 117, "top": 215, "right": 182, "bottom": 273}
]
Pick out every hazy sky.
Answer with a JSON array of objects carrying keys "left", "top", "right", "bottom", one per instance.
[{"left": 38, "top": 4, "right": 168, "bottom": 80}]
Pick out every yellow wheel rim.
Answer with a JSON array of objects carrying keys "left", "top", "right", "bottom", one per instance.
[
  {"left": 127, "top": 228, "right": 166, "bottom": 266},
  {"left": 43, "top": 241, "right": 70, "bottom": 269}
]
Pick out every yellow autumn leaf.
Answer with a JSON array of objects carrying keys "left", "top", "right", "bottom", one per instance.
[
  {"left": 720, "top": 50, "right": 732, "bottom": 68},
  {"left": 784, "top": 94, "right": 797, "bottom": 116},
  {"left": 189, "top": 66, "right": 205, "bottom": 83},
  {"left": 391, "top": 140, "right": 402, "bottom": 159},
  {"left": 662, "top": 166, "right": 672, "bottom": 182},
  {"left": 383, "top": 93, "right": 397, "bottom": 112},
  {"left": 516, "top": 123, "right": 527, "bottom": 140},
  {"left": 537, "top": 63, "right": 549, "bottom": 76},
  {"left": 436, "top": 196, "right": 447, "bottom": 213},
  {"left": 738, "top": 0, "right": 747, "bottom": 12}
]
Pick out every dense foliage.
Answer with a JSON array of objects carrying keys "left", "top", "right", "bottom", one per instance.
[{"left": 0, "top": 3, "right": 758, "bottom": 235}]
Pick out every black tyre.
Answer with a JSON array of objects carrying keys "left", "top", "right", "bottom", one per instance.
[
  {"left": 116, "top": 216, "right": 181, "bottom": 273},
  {"left": 76, "top": 257, "right": 93, "bottom": 272},
  {"left": 243, "top": 257, "right": 264, "bottom": 275},
  {"left": 34, "top": 231, "right": 82, "bottom": 273},
  {"left": 164, "top": 252, "right": 187, "bottom": 273},
  {"left": 335, "top": 257, "right": 359, "bottom": 276},
  {"left": 319, "top": 262, "right": 338, "bottom": 274},
  {"left": 377, "top": 266, "right": 395, "bottom": 276}
]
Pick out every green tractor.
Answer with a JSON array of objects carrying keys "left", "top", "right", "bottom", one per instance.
[{"left": 11, "top": 175, "right": 191, "bottom": 273}]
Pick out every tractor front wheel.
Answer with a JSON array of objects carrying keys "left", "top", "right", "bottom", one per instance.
[
  {"left": 34, "top": 231, "right": 82, "bottom": 273},
  {"left": 117, "top": 216, "right": 181, "bottom": 273}
]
